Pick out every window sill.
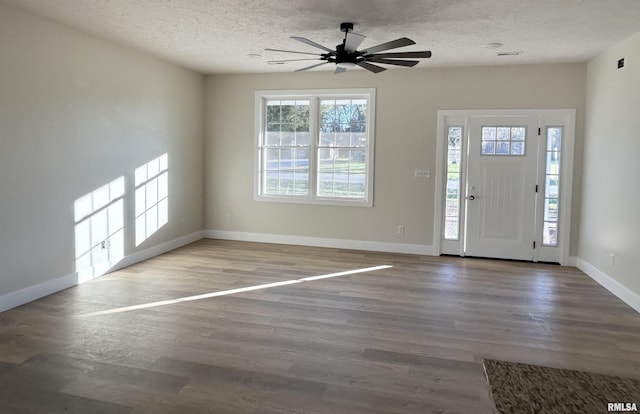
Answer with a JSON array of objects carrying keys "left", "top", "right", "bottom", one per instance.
[{"left": 255, "top": 194, "right": 373, "bottom": 208}]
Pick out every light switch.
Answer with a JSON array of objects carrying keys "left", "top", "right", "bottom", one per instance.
[{"left": 414, "top": 168, "right": 430, "bottom": 178}]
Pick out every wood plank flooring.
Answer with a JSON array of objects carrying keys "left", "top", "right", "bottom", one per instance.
[{"left": 0, "top": 239, "right": 639, "bottom": 413}]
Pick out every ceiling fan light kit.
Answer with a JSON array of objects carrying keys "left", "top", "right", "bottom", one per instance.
[{"left": 266, "top": 23, "right": 432, "bottom": 74}]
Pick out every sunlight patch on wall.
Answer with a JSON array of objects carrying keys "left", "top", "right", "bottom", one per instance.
[
  {"left": 135, "top": 153, "right": 168, "bottom": 246},
  {"left": 74, "top": 176, "right": 125, "bottom": 283}
]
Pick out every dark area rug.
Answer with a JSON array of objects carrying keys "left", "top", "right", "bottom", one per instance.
[{"left": 483, "top": 359, "right": 640, "bottom": 414}]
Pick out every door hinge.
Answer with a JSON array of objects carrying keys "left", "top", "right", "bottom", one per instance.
[
  {"left": 538, "top": 127, "right": 541, "bottom": 135},
  {"left": 533, "top": 241, "right": 537, "bottom": 249},
  {"left": 535, "top": 184, "right": 539, "bottom": 193}
]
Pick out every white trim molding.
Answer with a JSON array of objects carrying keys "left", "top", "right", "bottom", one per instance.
[
  {"left": 205, "top": 230, "right": 433, "bottom": 256},
  {"left": 111, "top": 230, "right": 204, "bottom": 272},
  {"left": 0, "top": 230, "right": 204, "bottom": 314},
  {"left": 0, "top": 271, "right": 79, "bottom": 314},
  {"left": 577, "top": 258, "right": 640, "bottom": 314}
]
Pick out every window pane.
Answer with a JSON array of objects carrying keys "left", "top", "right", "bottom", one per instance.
[
  {"left": 497, "top": 127, "right": 510, "bottom": 141},
  {"left": 350, "top": 148, "right": 366, "bottom": 166},
  {"left": 482, "top": 127, "right": 496, "bottom": 141},
  {"left": 511, "top": 127, "right": 525, "bottom": 140},
  {"left": 546, "top": 175, "right": 559, "bottom": 198},
  {"left": 318, "top": 148, "right": 334, "bottom": 173},
  {"left": 296, "top": 131, "right": 310, "bottom": 146},
  {"left": 448, "top": 127, "right": 462, "bottom": 149},
  {"left": 350, "top": 121, "right": 366, "bottom": 133},
  {"left": 320, "top": 99, "right": 367, "bottom": 135},
  {"left": 482, "top": 141, "right": 495, "bottom": 154},
  {"left": 266, "top": 104, "right": 280, "bottom": 123},
  {"left": 510, "top": 141, "right": 525, "bottom": 155},
  {"left": 547, "top": 127, "right": 562, "bottom": 150},
  {"left": 264, "top": 170, "right": 279, "bottom": 195},
  {"left": 336, "top": 132, "right": 350, "bottom": 146},
  {"left": 445, "top": 217, "right": 459, "bottom": 240},
  {"left": 446, "top": 198, "right": 459, "bottom": 217},
  {"left": 266, "top": 131, "right": 280, "bottom": 146},
  {"left": 351, "top": 132, "right": 367, "bottom": 147},
  {"left": 267, "top": 123, "right": 280, "bottom": 132},
  {"left": 265, "top": 148, "right": 280, "bottom": 170},
  {"left": 293, "top": 172, "right": 308, "bottom": 195},
  {"left": 447, "top": 149, "right": 461, "bottom": 165},
  {"left": 544, "top": 198, "right": 558, "bottom": 222},
  {"left": 543, "top": 222, "right": 558, "bottom": 246},
  {"left": 546, "top": 151, "right": 560, "bottom": 174},
  {"left": 320, "top": 132, "right": 335, "bottom": 146},
  {"left": 496, "top": 141, "right": 510, "bottom": 154},
  {"left": 280, "top": 132, "right": 294, "bottom": 146},
  {"left": 281, "top": 123, "right": 295, "bottom": 133}
]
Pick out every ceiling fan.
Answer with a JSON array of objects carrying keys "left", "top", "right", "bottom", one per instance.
[{"left": 265, "top": 22, "right": 432, "bottom": 74}]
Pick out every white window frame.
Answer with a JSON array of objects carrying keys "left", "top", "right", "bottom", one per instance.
[{"left": 254, "top": 88, "right": 376, "bottom": 207}]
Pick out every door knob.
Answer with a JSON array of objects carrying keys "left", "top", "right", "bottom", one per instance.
[{"left": 468, "top": 195, "right": 475, "bottom": 200}]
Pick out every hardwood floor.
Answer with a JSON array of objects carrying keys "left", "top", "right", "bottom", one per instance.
[{"left": 0, "top": 239, "right": 639, "bottom": 413}]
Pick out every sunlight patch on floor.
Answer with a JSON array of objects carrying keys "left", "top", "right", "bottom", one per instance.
[{"left": 80, "top": 264, "right": 392, "bottom": 317}]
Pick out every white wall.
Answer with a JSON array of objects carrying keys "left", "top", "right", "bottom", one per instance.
[
  {"left": 205, "top": 64, "right": 586, "bottom": 253},
  {"left": 579, "top": 31, "right": 640, "bottom": 307},
  {"left": 0, "top": 3, "right": 204, "bottom": 305}
]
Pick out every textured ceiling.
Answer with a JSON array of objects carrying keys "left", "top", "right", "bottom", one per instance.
[{"left": 4, "top": 0, "right": 640, "bottom": 74}]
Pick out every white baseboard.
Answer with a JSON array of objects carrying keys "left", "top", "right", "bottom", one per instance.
[
  {"left": 204, "top": 230, "right": 433, "bottom": 256},
  {"left": 109, "top": 230, "right": 204, "bottom": 272},
  {"left": 0, "top": 230, "right": 204, "bottom": 314},
  {"left": 0, "top": 271, "right": 79, "bottom": 314},
  {"left": 562, "top": 256, "right": 578, "bottom": 267},
  {"left": 577, "top": 258, "right": 640, "bottom": 314}
]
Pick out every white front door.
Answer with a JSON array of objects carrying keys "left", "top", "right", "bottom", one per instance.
[
  {"left": 436, "top": 110, "right": 575, "bottom": 264},
  {"left": 464, "top": 116, "right": 540, "bottom": 260}
]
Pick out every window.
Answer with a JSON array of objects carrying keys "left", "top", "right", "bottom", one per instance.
[
  {"left": 543, "top": 127, "right": 562, "bottom": 246},
  {"left": 255, "top": 89, "right": 375, "bottom": 206},
  {"left": 481, "top": 126, "right": 526, "bottom": 155},
  {"left": 445, "top": 126, "right": 462, "bottom": 240}
]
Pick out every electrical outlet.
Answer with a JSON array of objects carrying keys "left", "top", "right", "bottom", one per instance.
[
  {"left": 610, "top": 253, "right": 616, "bottom": 267},
  {"left": 225, "top": 214, "right": 231, "bottom": 223},
  {"left": 397, "top": 225, "right": 405, "bottom": 234}
]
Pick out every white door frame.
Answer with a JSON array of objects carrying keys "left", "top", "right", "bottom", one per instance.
[{"left": 433, "top": 109, "right": 576, "bottom": 265}]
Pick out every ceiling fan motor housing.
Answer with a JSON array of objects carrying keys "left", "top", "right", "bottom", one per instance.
[{"left": 340, "top": 22, "right": 354, "bottom": 33}]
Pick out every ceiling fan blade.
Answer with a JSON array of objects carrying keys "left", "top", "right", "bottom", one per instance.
[
  {"left": 356, "top": 61, "right": 386, "bottom": 73},
  {"left": 295, "top": 61, "right": 330, "bottom": 72},
  {"left": 264, "top": 48, "right": 321, "bottom": 56},
  {"left": 334, "top": 66, "right": 347, "bottom": 75},
  {"left": 367, "top": 51, "right": 431, "bottom": 59},
  {"left": 291, "top": 36, "right": 334, "bottom": 53},
  {"left": 363, "top": 37, "right": 416, "bottom": 54},
  {"left": 344, "top": 32, "right": 366, "bottom": 53},
  {"left": 367, "top": 58, "right": 419, "bottom": 67},
  {"left": 268, "top": 58, "right": 323, "bottom": 63}
]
